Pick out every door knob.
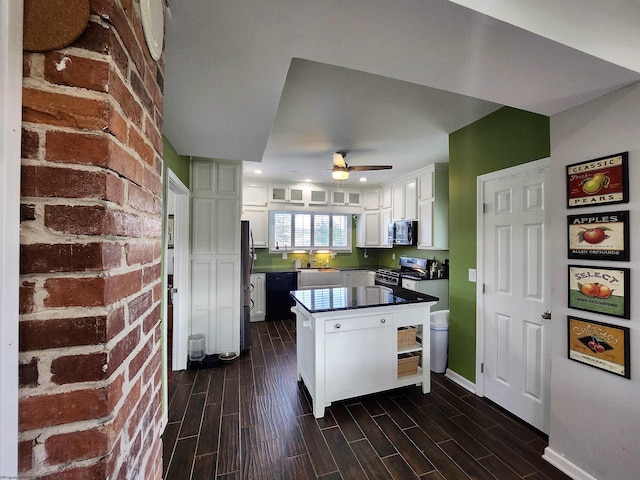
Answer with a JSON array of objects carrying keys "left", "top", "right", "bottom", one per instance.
[{"left": 541, "top": 311, "right": 551, "bottom": 320}]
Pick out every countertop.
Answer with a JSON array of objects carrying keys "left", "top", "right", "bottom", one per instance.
[
  {"left": 254, "top": 266, "right": 448, "bottom": 281},
  {"left": 253, "top": 266, "right": 381, "bottom": 274},
  {"left": 290, "top": 286, "right": 438, "bottom": 313}
]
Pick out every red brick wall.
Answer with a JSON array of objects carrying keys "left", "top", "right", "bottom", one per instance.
[{"left": 19, "top": 1, "right": 164, "bottom": 478}]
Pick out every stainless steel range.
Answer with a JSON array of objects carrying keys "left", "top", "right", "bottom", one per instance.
[
  {"left": 373, "top": 268, "right": 401, "bottom": 288},
  {"left": 374, "top": 256, "right": 445, "bottom": 289}
]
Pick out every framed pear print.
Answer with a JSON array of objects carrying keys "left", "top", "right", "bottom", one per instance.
[
  {"left": 566, "top": 152, "right": 628, "bottom": 208},
  {"left": 567, "top": 211, "right": 629, "bottom": 261},
  {"left": 568, "top": 265, "right": 630, "bottom": 319}
]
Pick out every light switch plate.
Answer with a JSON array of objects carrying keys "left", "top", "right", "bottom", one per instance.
[
  {"left": 282, "top": 252, "right": 287, "bottom": 259},
  {"left": 468, "top": 268, "right": 477, "bottom": 282}
]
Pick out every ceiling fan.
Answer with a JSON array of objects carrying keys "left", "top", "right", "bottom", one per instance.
[{"left": 331, "top": 151, "right": 392, "bottom": 180}]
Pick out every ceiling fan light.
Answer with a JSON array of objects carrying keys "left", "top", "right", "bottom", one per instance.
[{"left": 332, "top": 169, "right": 349, "bottom": 180}]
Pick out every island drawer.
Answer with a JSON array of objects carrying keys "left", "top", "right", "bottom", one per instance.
[{"left": 324, "top": 313, "right": 394, "bottom": 333}]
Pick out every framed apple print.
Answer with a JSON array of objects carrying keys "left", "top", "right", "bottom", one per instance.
[
  {"left": 567, "top": 210, "right": 629, "bottom": 261},
  {"left": 568, "top": 265, "right": 630, "bottom": 319},
  {"left": 567, "top": 316, "right": 630, "bottom": 379},
  {"left": 566, "top": 152, "right": 628, "bottom": 208}
]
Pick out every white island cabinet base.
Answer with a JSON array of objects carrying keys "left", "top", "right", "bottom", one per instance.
[{"left": 293, "top": 301, "right": 433, "bottom": 418}]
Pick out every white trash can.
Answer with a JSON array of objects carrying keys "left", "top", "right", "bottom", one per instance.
[{"left": 430, "top": 310, "right": 449, "bottom": 373}]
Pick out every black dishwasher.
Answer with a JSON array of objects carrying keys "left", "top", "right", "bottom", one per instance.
[{"left": 265, "top": 272, "right": 298, "bottom": 321}]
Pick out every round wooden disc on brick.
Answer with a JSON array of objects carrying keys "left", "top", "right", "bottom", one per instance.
[{"left": 24, "top": 0, "right": 90, "bottom": 52}]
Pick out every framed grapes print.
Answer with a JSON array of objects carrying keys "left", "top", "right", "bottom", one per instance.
[
  {"left": 566, "top": 152, "right": 628, "bottom": 208},
  {"left": 567, "top": 316, "right": 630, "bottom": 379},
  {"left": 568, "top": 265, "right": 630, "bottom": 319}
]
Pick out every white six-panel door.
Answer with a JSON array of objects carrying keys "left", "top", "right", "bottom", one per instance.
[{"left": 477, "top": 159, "right": 551, "bottom": 433}]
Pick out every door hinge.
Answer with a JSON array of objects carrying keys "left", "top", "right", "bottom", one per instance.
[
  {"left": 482, "top": 283, "right": 486, "bottom": 294},
  {"left": 480, "top": 363, "right": 484, "bottom": 374},
  {"left": 483, "top": 203, "right": 488, "bottom": 214}
]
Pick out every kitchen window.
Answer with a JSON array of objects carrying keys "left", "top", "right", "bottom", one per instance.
[{"left": 269, "top": 211, "right": 352, "bottom": 252}]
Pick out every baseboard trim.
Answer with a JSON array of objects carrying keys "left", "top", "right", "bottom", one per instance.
[
  {"left": 543, "top": 447, "right": 596, "bottom": 480},
  {"left": 444, "top": 368, "right": 476, "bottom": 394}
]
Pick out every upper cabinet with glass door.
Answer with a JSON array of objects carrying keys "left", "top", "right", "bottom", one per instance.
[{"left": 269, "top": 185, "right": 304, "bottom": 204}]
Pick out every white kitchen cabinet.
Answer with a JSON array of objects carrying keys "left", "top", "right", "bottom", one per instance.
[
  {"left": 380, "top": 208, "right": 392, "bottom": 247},
  {"left": 391, "top": 179, "right": 417, "bottom": 221},
  {"left": 190, "top": 159, "right": 242, "bottom": 355},
  {"left": 308, "top": 188, "right": 328, "bottom": 205},
  {"left": 417, "top": 169, "right": 434, "bottom": 201},
  {"left": 293, "top": 301, "right": 432, "bottom": 418},
  {"left": 269, "top": 186, "right": 304, "bottom": 204},
  {"left": 250, "top": 273, "right": 266, "bottom": 321},
  {"left": 401, "top": 278, "right": 449, "bottom": 311},
  {"left": 356, "top": 211, "right": 380, "bottom": 247},
  {"left": 380, "top": 186, "right": 392, "bottom": 209},
  {"left": 341, "top": 270, "right": 368, "bottom": 287},
  {"left": 417, "top": 164, "right": 448, "bottom": 250},
  {"left": 241, "top": 207, "right": 268, "bottom": 247},
  {"left": 243, "top": 184, "right": 268, "bottom": 206},
  {"left": 363, "top": 189, "right": 379, "bottom": 210},
  {"left": 331, "top": 189, "right": 361, "bottom": 207},
  {"left": 366, "top": 270, "right": 376, "bottom": 286}
]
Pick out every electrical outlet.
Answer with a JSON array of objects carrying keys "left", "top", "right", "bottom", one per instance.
[
  {"left": 392, "top": 253, "right": 396, "bottom": 260},
  {"left": 363, "top": 249, "right": 369, "bottom": 259},
  {"left": 253, "top": 253, "right": 257, "bottom": 260},
  {"left": 282, "top": 252, "right": 288, "bottom": 259}
]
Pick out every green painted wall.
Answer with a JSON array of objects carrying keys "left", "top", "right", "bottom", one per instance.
[
  {"left": 253, "top": 223, "right": 380, "bottom": 270},
  {"left": 448, "top": 107, "right": 549, "bottom": 382},
  {"left": 163, "top": 136, "right": 190, "bottom": 187}
]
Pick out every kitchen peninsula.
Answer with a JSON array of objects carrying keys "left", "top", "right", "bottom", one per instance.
[{"left": 291, "top": 286, "right": 438, "bottom": 418}]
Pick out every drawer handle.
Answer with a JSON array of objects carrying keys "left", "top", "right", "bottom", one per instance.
[
  {"left": 380, "top": 318, "right": 386, "bottom": 323},
  {"left": 335, "top": 323, "right": 341, "bottom": 329}
]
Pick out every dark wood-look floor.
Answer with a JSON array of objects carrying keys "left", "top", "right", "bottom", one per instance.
[{"left": 163, "top": 319, "right": 571, "bottom": 480}]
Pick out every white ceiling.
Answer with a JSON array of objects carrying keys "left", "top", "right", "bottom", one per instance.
[{"left": 163, "top": 0, "right": 640, "bottom": 186}]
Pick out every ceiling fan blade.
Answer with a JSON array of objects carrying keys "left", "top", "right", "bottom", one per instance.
[
  {"left": 332, "top": 152, "right": 347, "bottom": 168},
  {"left": 347, "top": 165, "right": 393, "bottom": 171}
]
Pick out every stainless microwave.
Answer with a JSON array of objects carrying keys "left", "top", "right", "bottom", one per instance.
[{"left": 388, "top": 220, "right": 418, "bottom": 246}]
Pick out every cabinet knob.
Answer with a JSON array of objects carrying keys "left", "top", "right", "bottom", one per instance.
[
  {"left": 380, "top": 318, "right": 386, "bottom": 324},
  {"left": 335, "top": 323, "right": 341, "bottom": 329}
]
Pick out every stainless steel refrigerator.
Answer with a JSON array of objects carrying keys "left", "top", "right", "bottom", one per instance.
[{"left": 240, "top": 220, "right": 253, "bottom": 354}]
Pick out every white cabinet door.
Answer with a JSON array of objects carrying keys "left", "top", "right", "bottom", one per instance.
[
  {"left": 380, "top": 208, "right": 392, "bottom": 247},
  {"left": 417, "top": 199, "right": 434, "bottom": 248},
  {"left": 332, "top": 189, "right": 361, "bottom": 206},
  {"left": 324, "top": 325, "right": 396, "bottom": 400},
  {"left": 270, "top": 186, "right": 304, "bottom": 203},
  {"left": 392, "top": 183, "right": 404, "bottom": 220},
  {"left": 363, "top": 211, "right": 380, "bottom": 246},
  {"left": 404, "top": 179, "right": 417, "bottom": 220},
  {"left": 391, "top": 179, "right": 417, "bottom": 220},
  {"left": 381, "top": 186, "right": 392, "bottom": 209},
  {"left": 417, "top": 169, "right": 434, "bottom": 201},
  {"left": 309, "top": 188, "right": 328, "bottom": 205},
  {"left": 250, "top": 273, "right": 266, "bottom": 321},
  {"left": 353, "top": 270, "right": 367, "bottom": 287},
  {"left": 241, "top": 208, "right": 268, "bottom": 247},
  {"left": 363, "top": 190, "right": 379, "bottom": 210},
  {"left": 243, "top": 184, "right": 268, "bottom": 206}
]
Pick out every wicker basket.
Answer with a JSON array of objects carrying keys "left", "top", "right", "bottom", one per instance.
[
  {"left": 397, "top": 352, "right": 420, "bottom": 377},
  {"left": 397, "top": 326, "right": 418, "bottom": 349}
]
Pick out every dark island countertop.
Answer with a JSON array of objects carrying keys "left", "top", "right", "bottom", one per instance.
[{"left": 290, "top": 286, "right": 438, "bottom": 314}]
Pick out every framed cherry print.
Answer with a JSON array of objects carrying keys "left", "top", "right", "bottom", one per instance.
[{"left": 567, "top": 316, "right": 630, "bottom": 379}]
